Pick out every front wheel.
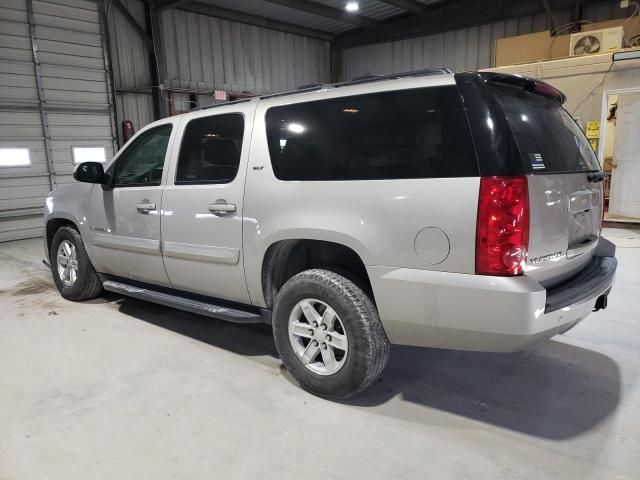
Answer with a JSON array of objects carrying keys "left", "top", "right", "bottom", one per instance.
[
  {"left": 272, "top": 269, "right": 390, "bottom": 399},
  {"left": 50, "top": 226, "right": 103, "bottom": 301}
]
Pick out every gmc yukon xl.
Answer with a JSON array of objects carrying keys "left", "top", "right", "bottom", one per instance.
[{"left": 44, "top": 70, "right": 617, "bottom": 398}]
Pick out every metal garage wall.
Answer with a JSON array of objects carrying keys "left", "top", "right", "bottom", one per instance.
[
  {"left": 0, "top": 0, "right": 117, "bottom": 241},
  {"left": 107, "top": 0, "right": 155, "bottom": 145},
  {"left": 341, "top": 1, "right": 626, "bottom": 78},
  {"left": 159, "top": 8, "right": 331, "bottom": 106}
]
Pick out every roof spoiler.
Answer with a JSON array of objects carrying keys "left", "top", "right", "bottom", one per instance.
[{"left": 480, "top": 72, "right": 566, "bottom": 104}]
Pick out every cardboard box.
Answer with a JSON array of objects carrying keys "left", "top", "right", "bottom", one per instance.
[{"left": 495, "top": 30, "right": 570, "bottom": 67}]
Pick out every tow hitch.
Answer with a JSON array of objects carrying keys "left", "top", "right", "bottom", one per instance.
[{"left": 593, "top": 292, "right": 609, "bottom": 312}]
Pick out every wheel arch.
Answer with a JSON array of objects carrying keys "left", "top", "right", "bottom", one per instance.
[
  {"left": 260, "top": 238, "right": 374, "bottom": 310},
  {"left": 45, "top": 216, "right": 80, "bottom": 258}
]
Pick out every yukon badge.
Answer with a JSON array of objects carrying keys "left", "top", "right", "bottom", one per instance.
[{"left": 528, "top": 251, "right": 564, "bottom": 264}]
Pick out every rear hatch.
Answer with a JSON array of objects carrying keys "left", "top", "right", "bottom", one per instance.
[{"left": 486, "top": 77, "right": 603, "bottom": 287}]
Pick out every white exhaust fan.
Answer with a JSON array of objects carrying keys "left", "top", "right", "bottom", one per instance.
[{"left": 569, "top": 27, "right": 624, "bottom": 56}]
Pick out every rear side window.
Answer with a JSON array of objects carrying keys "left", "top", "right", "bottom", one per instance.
[
  {"left": 490, "top": 84, "right": 600, "bottom": 173},
  {"left": 176, "top": 113, "right": 244, "bottom": 185},
  {"left": 265, "top": 86, "right": 478, "bottom": 181}
]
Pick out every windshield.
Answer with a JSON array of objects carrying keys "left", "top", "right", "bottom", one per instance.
[{"left": 490, "top": 84, "right": 600, "bottom": 173}]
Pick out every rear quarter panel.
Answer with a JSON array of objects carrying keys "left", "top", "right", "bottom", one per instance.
[{"left": 243, "top": 98, "right": 480, "bottom": 307}]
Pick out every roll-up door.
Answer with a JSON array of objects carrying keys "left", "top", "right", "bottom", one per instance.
[{"left": 0, "top": 0, "right": 117, "bottom": 242}]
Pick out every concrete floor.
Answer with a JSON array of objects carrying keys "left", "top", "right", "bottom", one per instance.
[{"left": 1, "top": 229, "right": 639, "bottom": 480}]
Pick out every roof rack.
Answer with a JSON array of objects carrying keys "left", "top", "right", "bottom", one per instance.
[
  {"left": 196, "top": 67, "right": 452, "bottom": 109},
  {"left": 193, "top": 97, "right": 254, "bottom": 111}
]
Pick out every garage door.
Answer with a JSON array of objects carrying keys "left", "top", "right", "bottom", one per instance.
[{"left": 0, "top": 0, "right": 117, "bottom": 242}]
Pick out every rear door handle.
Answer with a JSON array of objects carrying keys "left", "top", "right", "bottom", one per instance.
[
  {"left": 135, "top": 203, "right": 156, "bottom": 213},
  {"left": 208, "top": 202, "right": 236, "bottom": 215}
]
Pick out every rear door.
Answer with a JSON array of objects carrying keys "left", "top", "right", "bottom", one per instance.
[
  {"left": 160, "top": 104, "right": 256, "bottom": 304},
  {"left": 488, "top": 82, "right": 602, "bottom": 287}
]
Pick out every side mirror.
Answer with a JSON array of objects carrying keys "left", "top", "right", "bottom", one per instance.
[{"left": 73, "top": 162, "right": 108, "bottom": 185}]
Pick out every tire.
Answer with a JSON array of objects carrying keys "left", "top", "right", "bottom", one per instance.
[
  {"left": 272, "top": 269, "right": 390, "bottom": 399},
  {"left": 50, "top": 225, "right": 103, "bottom": 301}
]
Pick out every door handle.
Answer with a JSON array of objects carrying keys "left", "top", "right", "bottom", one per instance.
[
  {"left": 208, "top": 201, "right": 236, "bottom": 215},
  {"left": 135, "top": 203, "right": 156, "bottom": 213}
]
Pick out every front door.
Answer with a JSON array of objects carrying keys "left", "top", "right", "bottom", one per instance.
[
  {"left": 87, "top": 121, "right": 176, "bottom": 286},
  {"left": 161, "top": 106, "right": 254, "bottom": 303},
  {"left": 610, "top": 93, "right": 640, "bottom": 219}
]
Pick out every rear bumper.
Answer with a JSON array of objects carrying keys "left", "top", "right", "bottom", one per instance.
[{"left": 368, "top": 238, "right": 617, "bottom": 352}]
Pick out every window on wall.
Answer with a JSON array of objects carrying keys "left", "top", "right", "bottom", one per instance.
[
  {"left": 176, "top": 113, "right": 245, "bottom": 185},
  {"left": 265, "top": 86, "right": 479, "bottom": 181},
  {"left": 72, "top": 146, "right": 107, "bottom": 164},
  {"left": 0, "top": 148, "right": 31, "bottom": 167}
]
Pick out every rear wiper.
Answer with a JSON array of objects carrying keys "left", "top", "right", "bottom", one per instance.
[{"left": 587, "top": 171, "right": 605, "bottom": 183}]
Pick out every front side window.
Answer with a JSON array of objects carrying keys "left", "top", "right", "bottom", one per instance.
[
  {"left": 265, "top": 86, "right": 478, "bottom": 181},
  {"left": 176, "top": 113, "right": 244, "bottom": 185},
  {"left": 112, "top": 124, "right": 172, "bottom": 187}
]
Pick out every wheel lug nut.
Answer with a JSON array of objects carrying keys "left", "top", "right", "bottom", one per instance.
[
  {"left": 312, "top": 321, "right": 318, "bottom": 328},
  {"left": 308, "top": 329, "right": 314, "bottom": 336},
  {"left": 321, "top": 324, "right": 327, "bottom": 330},
  {"left": 321, "top": 343, "right": 327, "bottom": 349},
  {"left": 326, "top": 335, "right": 331, "bottom": 342},
  {"left": 312, "top": 340, "right": 319, "bottom": 347}
]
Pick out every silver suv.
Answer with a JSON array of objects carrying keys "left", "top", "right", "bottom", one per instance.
[{"left": 44, "top": 69, "right": 617, "bottom": 398}]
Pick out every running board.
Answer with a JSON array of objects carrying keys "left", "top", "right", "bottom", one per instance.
[{"left": 102, "top": 280, "right": 264, "bottom": 324}]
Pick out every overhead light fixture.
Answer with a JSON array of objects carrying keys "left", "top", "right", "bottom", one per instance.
[
  {"left": 205, "top": 133, "right": 219, "bottom": 137},
  {"left": 342, "top": 108, "right": 359, "bottom": 113},
  {"left": 345, "top": 2, "right": 359, "bottom": 12}
]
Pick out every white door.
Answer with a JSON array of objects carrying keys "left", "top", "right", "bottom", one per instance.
[
  {"left": 609, "top": 93, "right": 640, "bottom": 219},
  {"left": 161, "top": 105, "right": 255, "bottom": 304},
  {"left": 87, "top": 121, "right": 176, "bottom": 286}
]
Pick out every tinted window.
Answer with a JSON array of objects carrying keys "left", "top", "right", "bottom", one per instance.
[
  {"left": 265, "top": 86, "right": 478, "bottom": 181},
  {"left": 490, "top": 84, "right": 600, "bottom": 173},
  {"left": 176, "top": 114, "right": 244, "bottom": 185},
  {"left": 112, "top": 124, "right": 172, "bottom": 187}
]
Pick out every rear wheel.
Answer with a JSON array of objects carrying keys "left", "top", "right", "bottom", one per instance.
[
  {"left": 272, "top": 269, "right": 389, "bottom": 399},
  {"left": 50, "top": 226, "right": 103, "bottom": 301}
]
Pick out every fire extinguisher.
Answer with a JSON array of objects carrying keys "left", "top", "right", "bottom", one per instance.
[{"left": 122, "top": 120, "right": 135, "bottom": 142}]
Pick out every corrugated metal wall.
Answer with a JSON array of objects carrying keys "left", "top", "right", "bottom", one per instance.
[
  {"left": 0, "top": 0, "right": 117, "bottom": 241},
  {"left": 107, "top": 0, "right": 155, "bottom": 144},
  {"left": 341, "top": 1, "right": 626, "bottom": 79},
  {"left": 158, "top": 8, "right": 331, "bottom": 110}
]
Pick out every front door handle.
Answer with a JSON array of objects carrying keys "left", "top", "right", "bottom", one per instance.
[
  {"left": 208, "top": 201, "right": 236, "bottom": 216},
  {"left": 135, "top": 202, "right": 156, "bottom": 213}
]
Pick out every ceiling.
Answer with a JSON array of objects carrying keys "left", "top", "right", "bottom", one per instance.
[
  {"left": 153, "top": 0, "right": 455, "bottom": 38},
  {"left": 151, "top": 0, "right": 612, "bottom": 46}
]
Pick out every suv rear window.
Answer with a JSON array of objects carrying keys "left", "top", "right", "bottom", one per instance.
[
  {"left": 490, "top": 84, "right": 600, "bottom": 173},
  {"left": 265, "top": 86, "right": 478, "bottom": 181}
]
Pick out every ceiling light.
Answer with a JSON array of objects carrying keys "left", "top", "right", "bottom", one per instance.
[
  {"left": 345, "top": 2, "right": 359, "bottom": 12},
  {"left": 342, "top": 108, "right": 359, "bottom": 113}
]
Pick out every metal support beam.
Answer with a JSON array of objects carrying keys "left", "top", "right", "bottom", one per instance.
[
  {"left": 263, "top": 0, "right": 379, "bottom": 28},
  {"left": 111, "top": 0, "right": 154, "bottom": 49},
  {"left": 152, "top": 0, "right": 191, "bottom": 11},
  {"left": 337, "top": 0, "right": 607, "bottom": 48},
  {"left": 172, "top": 2, "right": 335, "bottom": 42},
  {"left": 97, "top": 0, "right": 120, "bottom": 152},
  {"left": 26, "top": 0, "right": 56, "bottom": 189},
  {"left": 378, "top": 0, "right": 427, "bottom": 15},
  {"left": 144, "top": 0, "right": 165, "bottom": 119}
]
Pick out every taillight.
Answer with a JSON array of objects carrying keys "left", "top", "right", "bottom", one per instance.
[{"left": 476, "top": 176, "right": 530, "bottom": 276}]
